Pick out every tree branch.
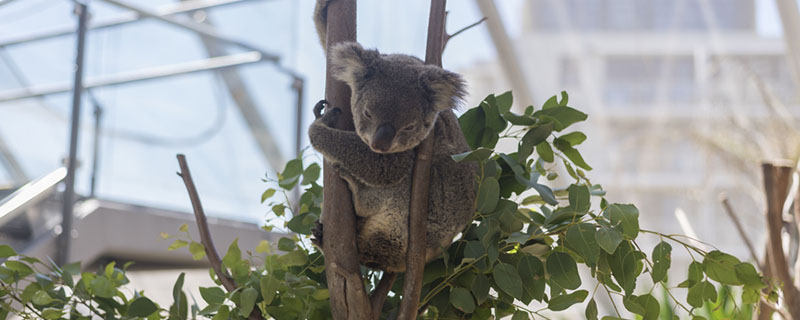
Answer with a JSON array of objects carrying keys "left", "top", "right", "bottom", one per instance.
[
  {"left": 443, "top": 17, "right": 486, "bottom": 49},
  {"left": 719, "top": 194, "right": 761, "bottom": 266},
  {"left": 370, "top": 272, "right": 398, "bottom": 317},
  {"left": 176, "top": 154, "right": 262, "bottom": 320},
  {"left": 396, "top": 1, "right": 447, "bottom": 319},
  {"left": 762, "top": 162, "right": 800, "bottom": 319},
  {"left": 318, "top": 0, "right": 373, "bottom": 319}
]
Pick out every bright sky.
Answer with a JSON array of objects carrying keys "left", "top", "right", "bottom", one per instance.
[{"left": 0, "top": 0, "right": 791, "bottom": 223}]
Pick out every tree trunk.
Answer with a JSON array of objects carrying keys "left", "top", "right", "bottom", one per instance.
[{"left": 320, "top": 1, "right": 374, "bottom": 319}]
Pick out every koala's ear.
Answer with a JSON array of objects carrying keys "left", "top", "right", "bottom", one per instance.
[
  {"left": 419, "top": 67, "right": 467, "bottom": 111},
  {"left": 330, "top": 42, "right": 380, "bottom": 89}
]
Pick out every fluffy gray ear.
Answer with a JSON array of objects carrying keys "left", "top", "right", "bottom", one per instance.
[
  {"left": 419, "top": 67, "right": 467, "bottom": 111},
  {"left": 330, "top": 42, "right": 380, "bottom": 89}
]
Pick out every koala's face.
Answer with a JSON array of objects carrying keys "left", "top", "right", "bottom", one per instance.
[{"left": 331, "top": 42, "right": 465, "bottom": 154}]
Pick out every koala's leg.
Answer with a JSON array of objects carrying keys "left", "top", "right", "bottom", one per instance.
[
  {"left": 357, "top": 212, "right": 408, "bottom": 272},
  {"left": 309, "top": 120, "right": 415, "bottom": 187}
]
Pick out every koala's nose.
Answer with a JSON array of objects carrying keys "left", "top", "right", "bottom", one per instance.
[{"left": 371, "top": 124, "right": 395, "bottom": 152}]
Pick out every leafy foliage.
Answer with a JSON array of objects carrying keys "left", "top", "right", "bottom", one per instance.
[{"left": 0, "top": 91, "right": 770, "bottom": 319}]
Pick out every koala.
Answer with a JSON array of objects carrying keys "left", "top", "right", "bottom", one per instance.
[{"left": 309, "top": 0, "right": 476, "bottom": 272}]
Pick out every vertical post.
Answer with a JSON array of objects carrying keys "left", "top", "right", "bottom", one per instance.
[
  {"left": 292, "top": 77, "right": 304, "bottom": 211},
  {"left": 89, "top": 92, "right": 102, "bottom": 198},
  {"left": 320, "top": 0, "right": 373, "bottom": 319},
  {"left": 57, "top": 1, "right": 89, "bottom": 266}
]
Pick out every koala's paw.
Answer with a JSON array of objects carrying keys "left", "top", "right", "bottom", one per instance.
[
  {"left": 311, "top": 220, "right": 324, "bottom": 247},
  {"left": 313, "top": 100, "right": 341, "bottom": 127}
]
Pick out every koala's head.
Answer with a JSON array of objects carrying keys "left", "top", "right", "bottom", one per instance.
[{"left": 330, "top": 42, "right": 466, "bottom": 154}]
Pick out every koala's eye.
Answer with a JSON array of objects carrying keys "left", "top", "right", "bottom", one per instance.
[
  {"left": 363, "top": 110, "right": 372, "bottom": 119},
  {"left": 403, "top": 124, "right": 416, "bottom": 131}
]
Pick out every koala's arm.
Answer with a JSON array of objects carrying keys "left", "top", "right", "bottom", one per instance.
[
  {"left": 309, "top": 120, "right": 414, "bottom": 187},
  {"left": 313, "top": 0, "right": 329, "bottom": 50}
]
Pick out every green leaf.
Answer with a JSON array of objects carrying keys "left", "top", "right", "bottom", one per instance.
[
  {"left": 586, "top": 298, "right": 598, "bottom": 320},
  {"left": 517, "top": 255, "right": 545, "bottom": 302},
  {"left": 623, "top": 294, "right": 660, "bottom": 320},
  {"left": 504, "top": 112, "right": 536, "bottom": 126},
  {"left": 595, "top": 227, "right": 623, "bottom": 254},
  {"left": 511, "top": 311, "right": 530, "bottom": 320},
  {"left": 260, "top": 276, "right": 280, "bottom": 304},
  {"left": 688, "top": 261, "right": 703, "bottom": 283},
  {"left": 537, "top": 141, "right": 554, "bottom": 162},
  {"left": 278, "top": 237, "right": 296, "bottom": 251},
  {"left": 0, "top": 245, "right": 16, "bottom": 258},
  {"left": 651, "top": 241, "right": 672, "bottom": 283},
  {"left": 212, "top": 305, "right": 230, "bottom": 320},
  {"left": 542, "top": 95, "right": 559, "bottom": 109},
  {"left": 687, "top": 281, "right": 716, "bottom": 308},
  {"left": 451, "top": 148, "right": 494, "bottom": 162},
  {"left": 742, "top": 287, "right": 760, "bottom": 304},
  {"left": 521, "top": 123, "right": 554, "bottom": 154},
  {"left": 703, "top": 250, "right": 742, "bottom": 285},
  {"left": 476, "top": 177, "right": 500, "bottom": 213},
  {"left": 568, "top": 184, "right": 590, "bottom": 213},
  {"left": 559, "top": 132, "right": 587, "bottom": 146},
  {"left": 238, "top": 287, "right": 258, "bottom": 317},
  {"left": 31, "top": 290, "right": 56, "bottom": 305},
  {"left": 566, "top": 223, "right": 600, "bottom": 267},
  {"left": 496, "top": 91, "right": 513, "bottom": 113},
  {"left": 90, "top": 276, "right": 115, "bottom": 298},
  {"left": 607, "top": 242, "right": 638, "bottom": 295},
  {"left": 168, "top": 240, "right": 189, "bottom": 251},
  {"left": 547, "top": 290, "right": 588, "bottom": 311},
  {"left": 41, "top": 308, "right": 63, "bottom": 320},
  {"left": 554, "top": 138, "right": 592, "bottom": 170},
  {"left": 735, "top": 262, "right": 765, "bottom": 290},
  {"left": 129, "top": 297, "right": 158, "bottom": 317},
  {"left": 471, "top": 273, "right": 490, "bottom": 305},
  {"left": 603, "top": 204, "right": 639, "bottom": 239},
  {"left": 559, "top": 91, "right": 569, "bottom": 106},
  {"left": 492, "top": 262, "right": 524, "bottom": 299},
  {"left": 4, "top": 260, "right": 33, "bottom": 277},
  {"left": 547, "top": 252, "right": 581, "bottom": 290},
  {"left": 279, "top": 159, "right": 303, "bottom": 190},
  {"left": 172, "top": 272, "right": 186, "bottom": 315},
  {"left": 460, "top": 107, "right": 496, "bottom": 149},
  {"left": 481, "top": 97, "right": 508, "bottom": 132},
  {"left": 302, "top": 163, "right": 321, "bottom": 185},
  {"left": 255, "top": 240, "right": 271, "bottom": 254},
  {"left": 261, "top": 188, "right": 276, "bottom": 203},
  {"left": 200, "top": 287, "right": 226, "bottom": 305},
  {"left": 189, "top": 242, "right": 206, "bottom": 260},
  {"left": 222, "top": 239, "right": 241, "bottom": 269},
  {"left": 277, "top": 250, "right": 308, "bottom": 267},
  {"left": 449, "top": 287, "right": 475, "bottom": 313},
  {"left": 312, "top": 289, "right": 329, "bottom": 300},
  {"left": 533, "top": 105, "right": 587, "bottom": 131}
]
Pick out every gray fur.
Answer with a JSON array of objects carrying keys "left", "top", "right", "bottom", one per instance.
[{"left": 310, "top": 0, "right": 476, "bottom": 272}]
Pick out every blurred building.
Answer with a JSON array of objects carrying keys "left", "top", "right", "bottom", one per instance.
[{"left": 462, "top": 0, "right": 796, "bottom": 263}]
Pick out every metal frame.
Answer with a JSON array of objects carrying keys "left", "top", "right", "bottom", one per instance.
[
  {"left": 0, "top": 0, "right": 304, "bottom": 264},
  {"left": 0, "top": 0, "right": 257, "bottom": 48}
]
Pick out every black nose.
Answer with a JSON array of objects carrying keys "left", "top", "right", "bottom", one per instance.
[{"left": 371, "top": 124, "right": 395, "bottom": 152}]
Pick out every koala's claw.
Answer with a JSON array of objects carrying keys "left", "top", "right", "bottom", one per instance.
[
  {"left": 311, "top": 220, "right": 324, "bottom": 247},
  {"left": 313, "top": 100, "right": 328, "bottom": 119}
]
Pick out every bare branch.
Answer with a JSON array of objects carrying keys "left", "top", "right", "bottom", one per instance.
[
  {"left": 176, "top": 154, "right": 262, "bottom": 320},
  {"left": 443, "top": 17, "right": 486, "bottom": 49},
  {"left": 720, "top": 194, "right": 761, "bottom": 266}
]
